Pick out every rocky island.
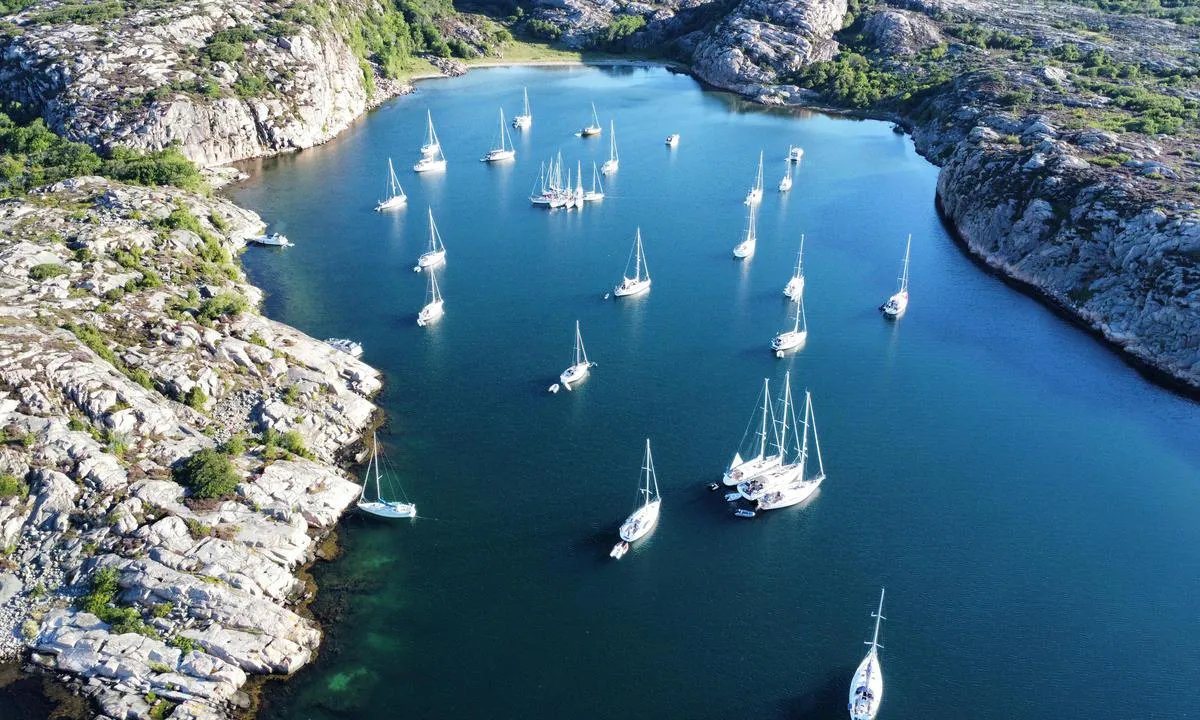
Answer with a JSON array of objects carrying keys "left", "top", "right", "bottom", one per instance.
[{"left": 0, "top": 0, "right": 1196, "bottom": 716}]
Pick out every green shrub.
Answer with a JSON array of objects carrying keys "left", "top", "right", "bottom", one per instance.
[
  {"left": 173, "top": 447, "right": 240, "bottom": 498},
  {"left": 197, "top": 292, "right": 247, "bottom": 322},
  {"left": 280, "top": 430, "right": 312, "bottom": 459},
  {"left": 0, "top": 473, "right": 29, "bottom": 499},
  {"left": 171, "top": 635, "right": 199, "bottom": 654},
  {"left": 219, "top": 433, "right": 246, "bottom": 456},
  {"left": 29, "top": 263, "right": 69, "bottom": 280},
  {"left": 282, "top": 385, "right": 300, "bottom": 405},
  {"left": 79, "top": 566, "right": 158, "bottom": 637},
  {"left": 205, "top": 41, "right": 245, "bottom": 63},
  {"left": 234, "top": 73, "right": 268, "bottom": 98},
  {"left": 183, "top": 386, "right": 207, "bottom": 411}
]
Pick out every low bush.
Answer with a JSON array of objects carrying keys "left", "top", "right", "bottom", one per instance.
[{"left": 173, "top": 447, "right": 240, "bottom": 498}]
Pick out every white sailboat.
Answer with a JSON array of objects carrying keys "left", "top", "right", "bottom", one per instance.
[
  {"left": 732, "top": 207, "right": 757, "bottom": 259},
  {"left": 783, "top": 234, "right": 806, "bottom": 300},
  {"left": 574, "top": 161, "right": 584, "bottom": 207},
  {"left": 601, "top": 120, "right": 619, "bottom": 174},
  {"left": 414, "top": 111, "right": 446, "bottom": 173},
  {"left": 416, "top": 268, "right": 444, "bottom": 326},
  {"left": 744, "top": 151, "right": 764, "bottom": 206},
  {"left": 416, "top": 208, "right": 446, "bottom": 269},
  {"left": 737, "top": 373, "right": 816, "bottom": 502},
  {"left": 482, "top": 108, "right": 516, "bottom": 162},
  {"left": 771, "top": 294, "right": 808, "bottom": 353},
  {"left": 848, "top": 589, "right": 886, "bottom": 720},
  {"left": 559, "top": 320, "right": 594, "bottom": 388},
  {"left": 755, "top": 389, "right": 825, "bottom": 510},
  {"left": 881, "top": 235, "right": 911, "bottom": 318},
  {"left": 613, "top": 228, "right": 651, "bottom": 297},
  {"left": 583, "top": 161, "right": 605, "bottom": 202},
  {"left": 722, "top": 378, "right": 782, "bottom": 486},
  {"left": 778, "top": 160, "right": 793, "bottom": 192},
  {"left": 512, "top": 87, "right": 532, "bottom": 129},
  {"left": 665, "top": 133, "right": 680, "bottom": 147},
  {"left": 580, "top": 102, "right": 602, "bottom": 137},
  {"left": 611, "top": 439, "right": 662, "bottom": 558},
  {"left": 375, "top": 158, "right": 407, "bottom": 211},
  {"left": 356, "top": 433, "right": 417, "bottom": 518},
  {"left": 563, "top": 165, "right": 577, "bottom": 209},
  {"left": 788, "top": 145, "right": 805, "bottom": 162}
]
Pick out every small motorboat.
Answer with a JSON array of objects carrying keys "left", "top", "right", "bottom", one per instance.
[
  {"left": 724, "top": 491, "right": 742, "bottom": 502},
  {"left": 735, "top": 508, "right": 757, "bottom": 518},
  {"left": 323, "top": 338, "right": 363, "bottom": 358},
  {"left": 665, "top": 134, "right": 680, "bottom": 147},
  {"left": 252, "top": 232, "right": 291, "bottom": 247},
  {"left": 610, "top": 541, "right": 630, "bottom": 559},
  {"left": 706, "top": 482, "right": 720, "bottom": 492},
  {"left": 788, "top": 145, "right": 804, "bottom": 162},
  {"left": 548, "top": 383, "right": 561, "bottom": 394}
]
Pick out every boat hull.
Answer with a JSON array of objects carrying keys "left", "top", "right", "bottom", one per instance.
[
  {"left": 722, "top": 454, "right": 781, "bottom": 486},
  {"left": 738, "top": 463, "right": 803, "bottom": 500},
  {"left": 602, "top": 160, "right": 618, "bottom": 175},
  {"left": 560, "top": 363, "right": 590, "bottom": 386},
  {"left": 583, "top": 192, "right": 604, "bottom": 202},
  {"left": 733, "top": 239, "right": 756, "bottom": 259},
  {"left": 413, "top": 159, "right": 447, "bottom": 173},
  {"left": 512, "top": 115, "right": 532, "bottom": 129},
  {"left": 784, "top": 276, "right": 805, "bottom": 300},
  {"left": 417, "top": 301, "right": 444, "bottom": 326},
  {"left": 418, "top": 250, "right": 446, "bottom": 268},
  {"left": 252, "top": 233, "right": 290, "bottom": 247},
  {"left": 789, "top": 148, "right": 805, "bottom": 162},
  {"left": 848, "top": 648, "right": 883, "bottom": 720},
  {"left": 665, "top": 135, "right": 680, "bottom": 147},
  {"left": 613, "top": 278, "right": 650, "bottom": 297},
  {"left": 772, "top": 330, "right": 807, "bottom": 351},
  {"left": 756, "top": 475, "right": 823, "bottom": 510},
  {"left": 482, "top": 149, "right": 516, "bottom": 163},
  {"left": 882, "top": 291, "right": 908, "bottom": 317},
  {"left": 745, "top": 189, "right": 762, "bottom": 206},
  {"left": 358, "top": 500, "right": 417, "bottom": 519},
  {"left": 375, "top": 195, "right": 407, "bottom": 211},
  {"left": 581, "top": 127, "right": 602, "bottom": 137},
  {"left": 779, "top": 178, "right": 792, "bottom": 192},
  {"left": 619, "top": 500, "right": 661, "bottom": 542}
]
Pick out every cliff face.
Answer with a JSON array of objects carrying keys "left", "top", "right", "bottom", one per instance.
[
  {"left": 0, "top": 0, "right": 386, "bottom": 166},
  {"left": 0, "top": 176, "right": 383, "bottom": 718},
  {"left": 938, "top": 122, "right": 1200, "bottom": 390},
  {"left": 690, "top": 0, "right": 847, "bottom": 94}
]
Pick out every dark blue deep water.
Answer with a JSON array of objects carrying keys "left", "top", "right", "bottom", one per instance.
[{"left": 224, "top": 66, "right": 1200, "bottom": 720}]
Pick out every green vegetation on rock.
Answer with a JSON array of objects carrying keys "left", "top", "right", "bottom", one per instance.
[{"left": 173, "top": 447, "right": 240, "bottom": 499}]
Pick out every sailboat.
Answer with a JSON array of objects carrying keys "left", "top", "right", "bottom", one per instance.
[
  {"left": 755, "top": 389, "right": 825, "bottom": 510},
  {"left": 722, "top": 378, "right": 781, "bottom": 486},
  {"left": 732, "top": 207, "right": 757, "bottom": 259},
  {"left": 613, "top": 228, "right": 651, "bottom": 297},
  {"left": 744, "top": 151, "right": 764, "bottom": 206},
  {"left": 580, "top": 102, "right": 602, "bottom": 137},
  {"left": 414, "top": 111, "right": 446, "bottom": 172},
  {"left": 771, "top": 294, "right": 807, "bottom": 353},
  {"left": 737, "top": 373, "right": 812, "bottom": 501},
  {"left": 778, "top": 160, "right": 793, "bottom": 192},
  {"left": 583, "top": 161, "right": 605, "bottom": 202},
  {"left": 601, "top": 120, "right": 619, "bottom": 174},
  {"left": 559, "top": 321, "right": 594, "bottom": 388},
  {"left": 574, "top": 161, "right": 584, "bottom": 207},
  {"left": 512, "top": 87, "right": 532, "bottom": 129},
  {"left": 610, "top": 439, "right": 662, "bottom": 558},
  {"left": 563, "top": 165, "right": 577, "bottom": 210},
  {"left": 848, "top": 589, "right": 886, "bottom": 720},
  {"left": 881, "top": 235, "right": 911, "bottom": 317},
  {"left": 482, "top": 108, "right": 516, "bottom": 162},
  {"left": 416, "top": 208, "right": 446, "bottom": 269},
  {"left": 665, "top": 133, "right": 680, "bottom": 147},
  {"left": 356, "top": 433, "right": 417, "bottom": 518},
  {"left": 416, "top": 268, "right": 444, "bottom": 326},
  {"left": 375, "top": 158, "right": 407, "bottom": 211},
  {"left": 783, "top": 234, "right": 805, "bottom": 300}
]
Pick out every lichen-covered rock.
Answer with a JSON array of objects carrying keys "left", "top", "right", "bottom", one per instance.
[{"left": 862, "top": 9, "right": 943, "bottom": 56}]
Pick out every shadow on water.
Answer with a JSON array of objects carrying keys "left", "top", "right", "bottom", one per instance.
[{"left": 778, "top": 668, "right": 852, "bottom": 719}]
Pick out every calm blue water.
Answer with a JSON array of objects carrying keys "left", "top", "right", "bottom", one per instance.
[{"left": 226, "top": 66, "right": 1200, "bottom": 720}]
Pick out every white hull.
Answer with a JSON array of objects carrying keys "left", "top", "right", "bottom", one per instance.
[
  {"left": 413, "top": 158, "right": 446, "bottom": 173},
  {"left": 744, "top": 189, "right": 762, "bottom": 206},
  {"left": 560, "top": 362, "right": 590, "bottom": 386},
  {"left": 583, "top": 191, "right": 604, "bottom": 202},
  {"left": 420, "top": 143, "right": 440, "bottom": 158},
  {"left": 619, "top": 499, "right": 661, "bottom": 542},
  {"left": 253, "top": 233, "right": 290, "bottom": 247},
  {"left": 375, "top": 195, "right": 406, "bottom": 211},
  {"left": 848, "top": 648, "right": 883, "bottom": 720},
  {"left": 357, "top": 500, "right": 417, "bottom": 518},
  {"left": 482, "top": 149, "right": 516, "bottom": 163},
  {"left": 784, "top": 276, "right": 805, "bottom": 300},
  {"left": 609, "top": 541, "right": 629, "bottom": 559},
  {"left": 772, "top": 330, "right": 807, "bottom": 352},
  {"left": 530, "top": 195, "right": 552, "bottom": 206},
  {"left": 737, "top": 462, "right": 803, "bottom": 501},
  {"left": 733, "top": 238, "right": 756, "bottom": 258},
  {"left": 665, "top": 134, "right": 680, "bottom": 147},
  {"left": 789, "top": 147, "right": 804, "bottom": 162},
  {"left": 779, "top": 176, "right": 792, "bottom": 192},
  {"left": 722, "top": 453, "right": 781, "bottom": 486},
  {"left": 602, "top": 159, "right": 618, "bottom": 175},
  {"left": 882, "top": 291, "right": 908, "bottom": 317},
  {"left": 613, "top": 278, "right": 650, "bottom": 297},
  {"left": 513, "top": 115, "right": 532, "bottom": 129},
  {"left": 418, "top": 249, "right": 446, "bottom": 268},
  {"left": 756, "top": 474, "right": 823, "bottom": 510},
  {"left": 581, "top": 126, "right": 601, "bottom": 137},
  {"left": 417, "top": 300, "right": 444, "bottom": 326}
]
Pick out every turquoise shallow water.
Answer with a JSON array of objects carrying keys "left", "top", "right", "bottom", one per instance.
[{"left": 223, "top": 66, "right": 1200, "bottom": 720}]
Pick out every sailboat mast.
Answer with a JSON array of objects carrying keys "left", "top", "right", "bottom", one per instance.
[
  {"left": 634, "top": 229, "right": 642, "bottom": 280},
  {"left": 372, "top": 433, "right": 382, "bottom": 499},
  {"left": 523, "top": 87, "right": 530, "bottom": 116},
  {"left": 799, "top": 391, "right": 811, "bottom": 473},
  {"left": 811, "top": 392, "right": 824, "bottom": 477},
  {"left": 645, "top": 439, "right": 659, "bottom": 501},
  {"left": 757, "top": 151, "right": 764, "bottom": 191},
  {"left": 795, "top": 296, "right": 806, "bottom": 333},
  {"left": 901, "top": 234, "right": 911, "bottom": 291},
  {"left": 797, "top": 234, "right": 805, "bottom": 274},
  {"left": 870, "top": 588, "right": 886, "bottom": 649},
  {"left": 758, "top": 378, "right": 770, "bottom": 458},
  {"left": 777, "top": 372, "right": 792, "bottom": 456}
]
